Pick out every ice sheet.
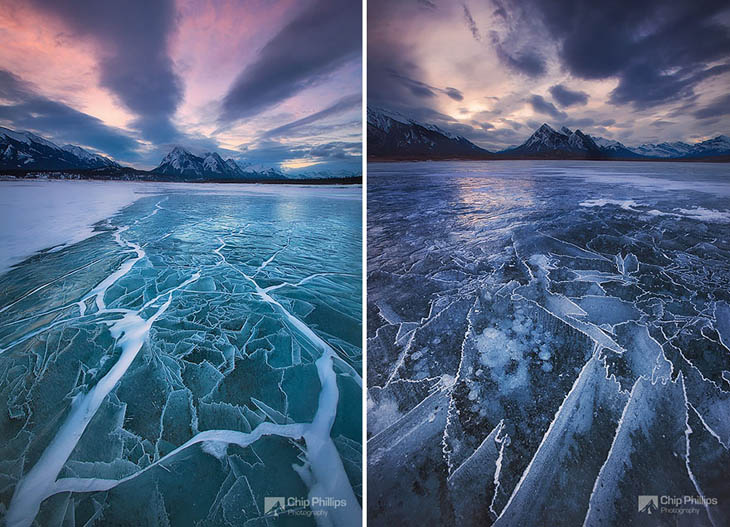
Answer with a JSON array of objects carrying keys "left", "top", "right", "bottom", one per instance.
[
  {"left": 0, "top": 182, "right": 362, "bottom": 526},
  {"left": 367, "top": 160, "right": 730, "bottom": 526}
]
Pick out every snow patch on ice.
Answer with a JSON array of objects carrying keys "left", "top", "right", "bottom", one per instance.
[{"left": 0, "top": 180, "right": 146, "bottom": 274}]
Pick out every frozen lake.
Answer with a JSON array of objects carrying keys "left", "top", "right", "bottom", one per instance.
[
  {"left": 367, "top": 161, "right": 730, "bottom": 526},
  {"left": 0, "top": 181, "right": 362, "bottom": 526}
]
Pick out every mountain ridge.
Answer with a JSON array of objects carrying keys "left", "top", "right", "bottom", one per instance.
[
  {"left": 367, "top": 107, "right": 730, "bottom": 161},
  {"left": 0, "top": 126, "right": 360, "bottom": 182},
  {"left": 152, "top": 146, "right": 286, "bottom": 180},
  {"left": 1, "top": 127, "right": 120, "bottom": 170},
  {"left": 367, "top": 107, "right": 493, "bottom": 160}
]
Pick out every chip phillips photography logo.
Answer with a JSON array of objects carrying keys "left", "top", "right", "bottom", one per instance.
[
  {"left": 638, "top": 496, "right": 659, "bottom": 514},
  {"left": 264, "top": 496, "right": 348, "bottom": 517},
  {"left": 638, "top": 494, "right": 718, "bottom": 516},
  {"left": 264, "top": 497, "right": 287, "bottom": 516}
]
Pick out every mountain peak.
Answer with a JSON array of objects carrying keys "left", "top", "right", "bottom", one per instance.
[
  {"left": 0, "top": 126, "right": 120, "bottom": 170},
  {"left": 169, "top": 146, "right": 193, "bottom": 156},
  {"left": 537, "top": 123, "right": 556, "bottom": 133},
  {"left": 508, "top": 123, "right": 603, "bottom": 157},
  {"left": 203, "top": 151, "right": 225, "bottom": 161},
  {"left": 367, "top": 105, "right": 492, "bottom": 159},
  {"left": 153, "top": 146, "right": 285, "bottom": 180}
]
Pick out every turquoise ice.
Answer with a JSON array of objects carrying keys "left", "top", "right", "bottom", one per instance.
[{"left": 0, "top": 183, "right": 362, "bottom": 526}]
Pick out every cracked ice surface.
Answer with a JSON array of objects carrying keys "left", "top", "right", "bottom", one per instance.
[
  {"left": 367, "top": 161, "right": 730, "bottom": 526},
  {"left": 0, "top": 182, "right": 362, "bottom": 526}
]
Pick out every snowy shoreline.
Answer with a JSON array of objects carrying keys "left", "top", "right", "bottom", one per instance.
[{"left": 0, "top": 179, "right": 360, "bottom": 275}]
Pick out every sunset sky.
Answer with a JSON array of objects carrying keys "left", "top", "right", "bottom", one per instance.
[
  {"left": 369, "top": 0, "right": 730, "bottom": 150},
  {"left": 0, "top": 0, "right": 361, "bottom": 172}
]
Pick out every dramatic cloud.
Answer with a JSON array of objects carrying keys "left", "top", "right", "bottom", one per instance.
[
  {"left": 368, "top": 0, "right": 730, "bottom": 149},
  {"left": 27, "top": 0, "right": 183, "bottom": 142},
  {"left": 549, "top": 84, "right": 589, "bottom": 107},
  {"left": 388, "top": 71, "right": 438, "bottom": 98},
  {"left": 263, "top": 94, "right": 361, "bottom": 138},
  {"left": 0, "top": 0, "right": 362, "bottom": 172},
  {"left": 220, "top": 0, "right": 361, "bottom": 121},
  {"left": 445, "top": 87, "right": 464, "bottom": 101},
  {"left": 511, "top": 0, "right": 730, "bottom": 109},
  {"left": 309, "top": 141, "right": 361, "bottom": 159},
  {"left": 493, "top": 42, "right": 547, "bottom": 77},
  {"left": 528, "top": 95, "right": 568, "bottom": 121},
  {"left": 694, "top": 93, "right": 730, "bottom": 120},
  {"left": 462, "top": 4, "right": 481, "bottom": 41},
  {"left": 0, "top": 69, "right": 141, "bottom": 159}
]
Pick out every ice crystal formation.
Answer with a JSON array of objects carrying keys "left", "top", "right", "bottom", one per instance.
[{"left": 367, "top": 161, "right": 730, "bottom": 527}]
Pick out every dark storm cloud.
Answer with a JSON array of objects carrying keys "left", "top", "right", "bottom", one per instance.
[
  {"left": 445, "top": 87, "right": 464, "bottom": 101},
  {"left": 507, "top": 0, "right": 730, "bottom": 108},
  {"left": 609, "top": 63, "right": 730, "bottom": 108},
  {"left": 28, "top": 0, "right": 182, "bottom": 143},
  {"left": 388, "top": 71, "right": 438, "bottom": 98},
  {"left": 462, "top": 4, "right": 481, "bottom": 41},
  {"left": 0, "top": 69, "right": 141, "bottom": 160},
  {"left": 263, "top": 94, "right": 361, "bottom": 138},
  {"left": 375, "top": 67, "right": 466, "bottom": 105},
  {"left": 549, "top": 84, "right": 589, "bottom": 107},
  {"left": 488, "top": 0, "right": 547, "bottom": 77},
  {"left": 528, "top": 95, "right": 567, "bottom": 120},
  {"left": 493, "top": 40, "right": 547, "bottom": 77},
  {"left": 391, "top": 72, "right": 468, "bottom": 101},
  {"left": 220, "top": 0, "right": 361, "bottom": 121},
  {"left": 309, "top": 141, "right": 361, "bottom": 159},
  {"left": 693, "top": 93, "right": 730, "bottom": 120}
]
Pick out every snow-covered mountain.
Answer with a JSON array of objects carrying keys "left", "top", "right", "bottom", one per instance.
[
  {"left": 153, "top": 146, "right": 286, "bottom": 180},
  {"left": 0, "top": 127, "right": 120, "bottom": 170},
  {"left": 590, "top": 135, "right": 644, "bottom": 158},
  {"left": 368, "top": 108, "right": 729, "bottom": 161},
  {"left": 367, "top": 107, "right": 492, "bottom": 159},
  {"left": 618, "top": 136, "right": 730, "bottom": 159},
  {"left": 501, "top": 124, "right": 730, "bottom": 160},
  {"left": 502, "top": 124, "right": 612, "bottom": 158},
  {"left": 629, "top": 141, "right": 693, "bottom": 158},
  {"left": 683, "top": 135, "right": 730, "bottom": 158}
]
